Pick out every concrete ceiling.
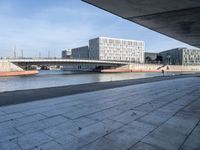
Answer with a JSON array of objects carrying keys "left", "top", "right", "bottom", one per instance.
[{"left": 83, "top": 0, "right": 200, "bottom": 48}]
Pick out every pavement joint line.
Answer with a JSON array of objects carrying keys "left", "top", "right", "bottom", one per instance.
[
  {"left": 178, "top": 119, "right": 200, "bottom": 150},
  {"left": 0, "top": 77, "right": 199, "bottom": 149},
  {"left": 2, "top": 88, "right": 147, "bottom": 116},
  {"left": 0, "top": 75, "right": 198, "bottom": 107},
  {"left": 62, "top": 92, "right": 150, "bottom": 120},
  {"left": 128, "top": 96, "right": 200, "bottom": 149},
  {"left": 38, "top": 131, "right": 62, "bottom": 148},
  {"left": 62, "top": 101, "right": 126, "bottom": 120},
  {"left": 62, "top": 86, "right": 192, "bottom": 128},
  {"left": 15, "top": 137, "right": 23, "bottom": 150},
  {"left": 0, "top": 85, "right": 193, "bottom": 128},
  {"left": 69, "top": 91, "right": 179, "bottom": 149},
  {"left": 80, "top": 91, "right": 191, "bottom": 149},
  {"left": 13, "top": 126, "right": 24, "bottom": 135},
  {"left": 132, "top": 142, "right": 166, "bottom": 150},
  {"left": 77, "top": 119, "right": 125, "bottom": 150},
  {"left": 108, "top": 91, "right": 187, "bottom": 126}
]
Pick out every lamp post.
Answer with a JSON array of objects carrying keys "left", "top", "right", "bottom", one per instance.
[
  {"left": 167, "top": 55, "right": 171, "bottom": 65},
  {"left": 129, "top": 49, "right": 131, "bottom": 70}
]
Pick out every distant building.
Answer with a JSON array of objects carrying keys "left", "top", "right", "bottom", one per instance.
[
  {"left": 145, "top": 52, "right": 159, "bottom": 63},
  {"left": 71, "top": 46, "right": 89, "bottom": 59},
  {"left": 62, "top": 49, "right": 71, "bottom": 59},
  {"left": 89, "top": 37, "right": 144, "bottom": 63},
  {"left": 159, "top": 48, "right": 200, "bottom": 65}
]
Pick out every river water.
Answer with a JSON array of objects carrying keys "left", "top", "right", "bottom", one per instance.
[{"left": 0, "top": 70, "right": 174, "bottom": 92}]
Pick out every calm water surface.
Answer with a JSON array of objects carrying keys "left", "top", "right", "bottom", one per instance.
[{"left": 0, "top": 70, "right": 173, "bottom": 92}]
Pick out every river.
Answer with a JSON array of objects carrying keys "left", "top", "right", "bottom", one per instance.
[{"left": 0, "top": 70, "right": 174, "bottom": 92}]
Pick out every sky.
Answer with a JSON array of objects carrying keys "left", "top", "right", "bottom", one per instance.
[{"left": 0, "top": 0, "right": 197, "bottom": 58}]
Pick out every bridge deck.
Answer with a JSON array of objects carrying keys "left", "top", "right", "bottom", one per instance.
[
  {"left": 0, "top": 77, "right": 200, "bottom": 150},
  {"left": 1, "top": 59, "right": 128, "bottom": 65}
]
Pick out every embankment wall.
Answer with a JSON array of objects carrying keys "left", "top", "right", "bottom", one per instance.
[{"left": 0, "top": 60, "right": 23, "bottom": 72}]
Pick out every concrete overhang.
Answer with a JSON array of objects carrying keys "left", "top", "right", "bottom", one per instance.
[{"left": 83, "top": 0, "right": 200, "bottom": 48}]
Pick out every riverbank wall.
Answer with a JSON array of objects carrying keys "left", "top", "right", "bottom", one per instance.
[
  {"left": 0, "top": 60, "right": 23, "bottom": 72},
  {"left": 161, "top": 65, "right": 200, "bottom": 72},
  {"left": 0, "top": 73, "right": 198, "bottom": 106},
  {"left": 0, "top": 70, "right": 39, "bottom": 77},
  {"left": 0, "top": 60, "right": 38, "bottom": 77},
  {"left": 113, "top": 63, "right": 200, "bottom": 72}
]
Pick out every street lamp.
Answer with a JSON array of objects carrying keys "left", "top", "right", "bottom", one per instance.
[{"left": 167, "top": 55, "right": 171, "bottom": 65}]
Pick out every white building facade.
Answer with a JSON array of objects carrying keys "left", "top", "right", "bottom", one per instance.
[{"left": 89, "top": 37, "right": 145, "bottom": 63}]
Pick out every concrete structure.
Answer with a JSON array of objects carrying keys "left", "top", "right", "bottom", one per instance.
[
  {"left": 2, "top": 59, "right": 200, "bottom": 73},
  {"left": 62, "top": 49, "right": 71, "bottom": 59},
  {"left": 159, "top": 48, "right": 200, "bottom": 65},
  {"left": 0, "top": 59, "right": 127, "bottom": 72},
  {"left": 7, "top": 59, "right": 127, "bottom": 66},
  {"left": 71, "top": 46, "right": 89, "bottom": 59},
  {"left": 0, "top": 60, "right": 23, "bottom": 72},
  {"left": 145, "top": 52, "right": 158, "bottom": 63},
  {"left": 0, "top": 77, "right": 200, "bottom": 149},
  {"left": 89, "top": 37, "right": 144, "bottom": 63},
  {"left": 83, "top": 0, "right": 200, "bottom": 48}
]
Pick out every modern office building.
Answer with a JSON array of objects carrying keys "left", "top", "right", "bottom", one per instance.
[
  {"left": 71, "top": 46, "right": 89, "bottom": 59},
  {"left": 159, "top": 48, "right": 200, "bottom": 65},
  {"left": 62, "top": 49, "right": 71, "bottom": 59},
  {"left": 89, "top": 37, "right": 144, "bottom": 63}
]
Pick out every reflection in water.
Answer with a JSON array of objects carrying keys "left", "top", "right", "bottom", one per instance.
[{"left": 0, "top": 70, "right": 172, "bottom": 92}]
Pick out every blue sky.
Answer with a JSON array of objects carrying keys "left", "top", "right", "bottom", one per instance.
[{"left": 0, "top": 0, "right": 197, "bottom": 58}]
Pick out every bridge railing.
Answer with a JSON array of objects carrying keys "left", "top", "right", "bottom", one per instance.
[{"left": 5, "top": 58, "right": 128, "bottom": 65}]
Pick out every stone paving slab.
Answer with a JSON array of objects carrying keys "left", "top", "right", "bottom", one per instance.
[
  {"left": 184, "top": 122, "right": 200, "bottom": 149},
  {"left": 0, "top": 74, "right": 196, "bottom": 106},
  {"left": 0, "top": 128, "right": 22, "bottom": 142},
  {"left": 104, "top": 121, "right": 155, "bottom": 150},
  {"left": 137, "top": 110, "right": 173, "bottom": 127},
  {"left": 33, "top": 140, "right": 64, "bottom": 150},
  {"left": 129, "top": 142, "right": 164, "bottom": 150},
  {"left": 13, "top": 131, "right": 52, "bottom": 150},
  {"left": 0, "top": 141, "right": 22, "bottom": 150},
  {"left": 0, "top": 77, "right": 200, "bottom": 150}
]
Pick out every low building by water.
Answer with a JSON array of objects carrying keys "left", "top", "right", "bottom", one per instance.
[
  {"left": 71, "top": 46, "right": 89, "bottom": 59},
  {"left": 159, "top": 48, "right": 200, "bottom": 65},
  {"left": 145, "top": 52, "right": 159, "bottom": 63}
]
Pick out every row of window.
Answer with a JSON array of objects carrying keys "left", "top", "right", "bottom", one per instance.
[
  {"left": 100, "top": 56, "right": 143, "bottom": 61},
  {"left": 99, "top": 39, "right": 144, "bottom": 46}
]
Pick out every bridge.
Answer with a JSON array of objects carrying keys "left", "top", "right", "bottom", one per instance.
[
  {"left": 8, "top": 58, "right": 128, "bottom": 65},
  {"left": 0, "top": 59, "right": 128, "bottom": 72}
]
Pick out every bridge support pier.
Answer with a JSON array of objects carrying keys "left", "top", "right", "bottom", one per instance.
[{"left": 0, "top": 60, "right": 24, "bottom": 72}]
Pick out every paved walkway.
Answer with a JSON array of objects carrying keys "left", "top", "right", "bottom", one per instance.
[
  {"left": 0, "top": 77, "right": 200, "bottom": 150},
  {"left": 1, "top": 74, "right": 198, "bottom": 107}
]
